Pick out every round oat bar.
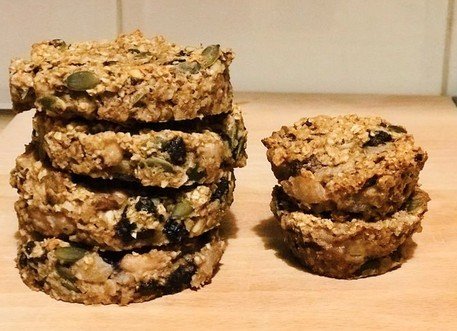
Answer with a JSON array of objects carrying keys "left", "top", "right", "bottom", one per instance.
[
  {"left": 33, "top": 105, "right": 247, "bottom": 188},
  {"left": 262, "top": 114, "right": 427, "bottom": 219},
  {"left": 11, "top": 147, "right": 234, "bottom": 250},
  {"left": 271, "top": 185, "right": 429, "bottom": 279},
  {"left": 17, "top": 230, "right": 225, "bottom": 305},
  {"left": 10, "top": 30, "right": 233, "bottom": 123}
]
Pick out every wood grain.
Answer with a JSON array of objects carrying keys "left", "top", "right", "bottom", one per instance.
[{"left": 1, "top": 93, "right": 456, "bottom": 330}]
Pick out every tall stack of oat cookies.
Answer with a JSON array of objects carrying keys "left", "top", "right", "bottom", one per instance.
[
  {"left": 263, "top": 115, "right": 429, "bottom": 279},
  {"left": 9, "top": 31, "right": 247, "bottom": 304}
]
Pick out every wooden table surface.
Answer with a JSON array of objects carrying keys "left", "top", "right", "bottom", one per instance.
[{"left": 1, "top": 93, "right": 456, "bottom": 330}]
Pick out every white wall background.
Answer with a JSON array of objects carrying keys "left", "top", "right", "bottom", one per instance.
[{"left": 1, "top": 0, "right": 457, "bottom": 107}]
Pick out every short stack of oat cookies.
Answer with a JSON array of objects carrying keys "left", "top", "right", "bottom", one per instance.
[
  {"left": 263, "top": 115, "right": 429, "bottom": 279},
  {"left": 9, "top": 31, "right": 247, "bottom": 304}
]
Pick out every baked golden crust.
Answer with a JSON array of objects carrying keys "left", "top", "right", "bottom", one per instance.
[
  {"left": 33, "top": 105, "right": 247, "bottom": 188},
  {"left": 10, "top": 30, "right": 233, "bottom": 123},
  {"left": 271, "top": 186, "right": 429, "bottom": 279},
  {"left": 263, "top": 114, "right": 427, "bottom": 219}
]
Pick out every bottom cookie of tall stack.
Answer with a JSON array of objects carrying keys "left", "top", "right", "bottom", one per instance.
[{"left": 17, "top": 230, "right": 224, "bottom": 305}]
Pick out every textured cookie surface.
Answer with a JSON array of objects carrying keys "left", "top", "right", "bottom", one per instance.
[
  {"left": 263, "top": 114, "right": 427, "bottom": 220},
  {"left": 11, "top": 147, "right": 234, "bottom": 250},
  {"left": 271, "top": 186, "right": 429, "bottom": 279},
  {"left": 17, "top": 230, "right": 225, "bottom": 305},
  {"left": 10, "top": 30, "right": 233, "bottom": 123},
  {"left": 33, "top": 105, "right": 247, "bottom": 188}
]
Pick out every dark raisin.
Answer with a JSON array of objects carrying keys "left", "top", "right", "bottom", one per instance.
[
  {"left": 362, "top": 175, "right": 378, "bottom": 189},
  {"left": 273, "top": 186, "right": 300, "bottom": 212},
  {"left": 304, "top": 119, "right": 313, "bottom": 127},
  {"left": 414, "top": 153, "right": 424, "bottom": 163},
  {"left": 390, "top": 247, "right": 403, "bottom": 262},
  {"left": 163, "top": 219, "right": 189, "bottom": 243},
  {"left": 162, "top": 263, "right": 197, "bottom": 293},
  {"left": 25, "top": 241, "right": 36, "bottom": 254},
  {"left": 186, "top": 166, "right": 206, "bottom": 182},
  {"left": 114, "top": 216, "right": 137, "bottom": 243},
  {"left": 137, "top": 279, "right": 160, "bottom": 296},
  {"left": 272, "top": 158, "right": 316, "bottom": 181},
  {"left": 18, "top": 253, "right": 28, "bottom": 268},
  {"left": 98, "top": 250, "right": 126, "bottom": 267},
  {"left": 272, "top": 161, "right": 300, "bottom": 181},
  {"left": 135, "top": 197, "right": 157, "bottom": 213},
  {"left": 137, "top": 262, "right": 196, "bottom": 297},
  {"left": 162, "top": 137, "right": 186, "bottom": 165},
  {"left": 136, "top": 229, "right": 156, "bottom": 241},
  {"left": 211, "top": 178, "right": 229, "bottom": 201},
  {"left": 35, "top": 279, "right": 46, "bottom": 289},
  {"left": 300, "top": 241, "right": 322, "bottom": 251},
  {"left": 363, "top": 131, "right": 393, "bottom": 147},
  {"left": 103, "top": 60, "right": 118, "bottom": 66}
]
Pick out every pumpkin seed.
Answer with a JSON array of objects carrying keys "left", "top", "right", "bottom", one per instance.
[
  {"left": 37, "top": 95, "right": 66, "bottom": 112},
  {"left": 20, "top": 88, "right": 32, "bottom": 100},
  {"left": 131, "top": 92, "right": 146, "bottom": 107},
  {"left": 387, "top": 125, "right": 407, "bottom": 134},
  {"left": 56, "top": 265, "right": 76, "bottom": 282},
  {"left": 140, "top": 156, "right": 174, "bottom": 172},
  {"left": 229, "top": 125, "right": 239, "bottom": 149},
  {"left": 61, "top": 280, "right": 80, "bottom": 292},
  {"left": 186, "top": 165, "right": 206, "bottom": 182},
  {"left": 55, "top": 246, "right": 86, "bottom": 264},
  {"left": 234, "top": 136, "right": 247, "bottom": 160},
  {"left": 172, "top": 200, "right": 194, "bottom": 219},
  {"left": 406, "top": 196, "right": 420, "bottom": 212},
  {"left": 178, "top": 61, "right": 201, "bottom": 74},
  {"left": 65, "top": 71, "right": 100, "bottom": 91},
  {"left": 200, "top": 45, "right": 220, "bottom": 68},
  {"left": 48, "top": 39, "right": 67, "bottom": 50}
]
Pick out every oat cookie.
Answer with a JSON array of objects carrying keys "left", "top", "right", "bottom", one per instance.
[
  {"left": 10, "top": 30, "right": 233, "bottom": 123},
  {"left": 11, "top": 147, "right": 234, "bottom": 250},
  {"left": 271, "top": 186, "right": 429, "bottom": 279},
  {"left": 263, "top": 114, "right": 427, "bottom": 219},
  {"left": 17, "top": 230, "right": 225, "bottom": 305},
  {"left": 33, "top": 106, "right": 247, "bottom": 188}
]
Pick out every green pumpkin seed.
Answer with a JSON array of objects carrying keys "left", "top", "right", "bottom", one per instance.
[
  {"left": 48, "top": 39, "right": 67, "bottom": 50},
  {"left": 66, "top": 71, "right": 100, "bottom": 91},
  {"left": 20, "top": 88, "right": 32, "bottom": 101},
  {"left": 200, "top": 45, "right": 220, "bottom": 68},
  {"left": 55, "top": 246, "right": 87, "bottom": 264},
  {"left": 172, "top": 200, "right": 194, "bottom": 218},
  {"left": 56, "top": 265, "right": 76, "bottom": 282},
  {"left": 406, "top": 196, "right": 420, "bottom": 212},
  {"left": 140, "top": 156, "right": 174, "bottom": 172},
  {"left": 178, "top": 61, "right": 201, "bottom": 74},
  {"left": 234, "top": 136, "right": 247, "bottom": 160},
  {"left": 229, "top": 125, "right": 239, "bottom": 149},
  {"left": 186, "top": 165, "right": 206, "bottom": 182},
  {"left": 387, "top": 125, "right": 407, "bottom": 134},
  {"left": 132, "top": 92, "right": 146, "bottom": 107},
  {"left": 37, "top": 95, "right": 66, "bottom": 112}
]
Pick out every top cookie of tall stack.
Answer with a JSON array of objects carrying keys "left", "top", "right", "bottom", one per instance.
[{"left": 9, "top": 30, "right": 233, "bottom": 124}]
